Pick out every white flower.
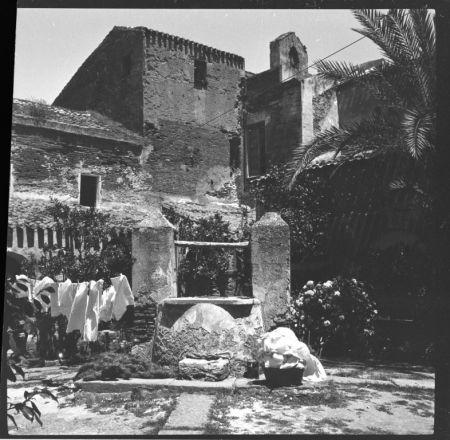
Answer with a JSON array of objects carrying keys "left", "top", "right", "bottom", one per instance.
[
  {"left": 318, "top": 299, "right": 323, "bottom": 303},
  {"left": 374, "top": 310, "right": 378, "bottom": 314},
  {"left": 302, "top": 285, "right": 307, "bottom": 290},
  {"left": 300, "top": 315, "right": 305, "bottom": 321},
  {"left": 306, "top": 281, "right": 315, "bottom": 288},
  {"left": 324, "top": 320, "right": 331, "bottom": 327},
  {"left": 305, "top": 290, "right": 315, "bottom": 296},
  {"left": 323, "top": 281, "right": 333, "bottom": 289},
  {"left": 352, "top": 279, "right": 357, "bottom": 284},
  {"left": 334, "top": 291, "right": 340, "bottom": 297},
  {"left": 339, "top": 315, "right": 345, "bottom": 320}
]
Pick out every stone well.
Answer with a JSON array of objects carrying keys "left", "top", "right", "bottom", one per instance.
[{"left": 151, "top": 297, "right": 265, "bottom": 377}]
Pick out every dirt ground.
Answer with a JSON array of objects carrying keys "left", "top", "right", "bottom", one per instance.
[
  {"left": 213, "top": 382, "right": 434, "bottom": 435},
  {"left": 7, "top": 357, "right": 435, "bottom": 436}
]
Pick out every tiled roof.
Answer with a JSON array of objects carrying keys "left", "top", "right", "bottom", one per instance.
[
  {"left": 8, "top": 196, "right": 155, "bottom": 231},
  {"left": 162, "top": 200, "right": 256, "bottom": 233},
  {"left": 12, "top": 99, "right": 143, "bottom": 142},
  {"left": 306, "top": 151, "right": 373, "bottom": 170}
]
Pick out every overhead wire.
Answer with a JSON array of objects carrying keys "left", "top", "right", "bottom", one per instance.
[{"left": 53, "top": 11, "right": 397, "bottom": 204}]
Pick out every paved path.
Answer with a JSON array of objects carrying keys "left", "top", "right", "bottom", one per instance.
[{"left": 158, "top": 392, "right": 215, "bottom": 435}]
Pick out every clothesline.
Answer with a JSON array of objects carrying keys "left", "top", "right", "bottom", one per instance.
[{"left": 13, "top": 274, "right": 135, "bottom": 342}]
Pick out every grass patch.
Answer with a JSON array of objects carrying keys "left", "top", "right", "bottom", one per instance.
[
  {"left": 204, "top": 391, "right": 233, "bottom": 435},
  {"left": 72, "top": 387, "right": 179, "bottom": 434},
  {"left": 74, "top": 353, "right": 178, "bottom": 381},
  {"left": 407, "top": 401, "right": 434, "bottom": 418},
  {"left": 376, "top": 404, "right": 394, "bottom": 415},
  {"left": 367, "top": 426, "right": 396, "bottom": 434}
]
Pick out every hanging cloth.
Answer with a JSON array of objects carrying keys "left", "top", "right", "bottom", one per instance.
[
  {"left": 84, "top": 280, "right": 103, "bottom": 342},
  {"left": 58, "top": 279, "right": 75, "bottom": 319},
  {"left": 99, "top": 286, "right": 116, "bottom": 323},
  {"left": 66, "top": 282, "right": 89, "bottom": 333},
  {"left": 111, "top": 274, "right": 134, "bottom": 321},
  {"left": 33, "top": 277, "right": 58, "bottom": 313},
  {"left": 14, "top": 275, "right": 35, "bottom": 299}
]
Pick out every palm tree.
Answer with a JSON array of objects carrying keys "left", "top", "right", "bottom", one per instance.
[
  {"left": 285, "top": 9, "right": 450, "bottom": 436},
  {"left": 286, "top": 9, "right": 435, "bottom": 188}
]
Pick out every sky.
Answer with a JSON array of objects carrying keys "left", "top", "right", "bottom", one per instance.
[{"left": 13, "top": 8, "right": 389, "bottom": 104}]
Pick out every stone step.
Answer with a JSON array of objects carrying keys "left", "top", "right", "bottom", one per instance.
[{"left": 157, "top": 392, "right": 214, "bottom": 435}]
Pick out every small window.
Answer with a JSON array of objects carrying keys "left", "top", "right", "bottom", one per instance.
[
  {"left": 122, "top": 54, "right": 132, "bottom": 79},
  {"left": 80, "top": 175, "right": 100, "bottom": 208},
  {"left": 289, "top": 47, "right": 299, "bottom": 68},
  {"left": 194, "top": 60, "right": 207, "bottom": 89},
  {"left": 246, "top": 123, "right": 266, "bottom": 177}
]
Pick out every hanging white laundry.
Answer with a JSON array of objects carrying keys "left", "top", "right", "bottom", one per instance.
[
  {"left": 111, "top": 274, "right": 134, "bottom": 321},
  {"left": 99, "top": 286, "right": 116, "bottom": 322},
  {"left": 33, "top": 277, "right": 57, "bottom": 313},
  {"left": 84, "top": 280, "right": 103, "bottom": 342},
  {"left": 50, "top": 284, "right": 62, "bottom": 317},
  {"left": 66, "top": 282, "right": 89, "bottom": 333},
  {"left": 14, "top": 275, "right": 34, "bottom": 299},
  {"left": 58, "top": 279, "right": 75, "bottom": 318}
]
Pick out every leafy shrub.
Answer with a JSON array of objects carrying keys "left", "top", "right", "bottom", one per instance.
[
  {"left": 359, "top": 242, "right": 432, "bottom": 319},
  {"left": 163, "top": 207, "right": 252, "bottom": 296},
  {"left": 286, "top": 276, "right": 377, "bottom": 356},
  {"left": 21, "top": 198, "right": 134, "bottom": 290},
  {"left": 26, "top": 97, "right": 49, "bottom": 120},
  {"left": 249, "top": 164, "right": 330, "bottom": 260},
  {"left": 74, "top": 353, "right": 178, "bottom": 381}
]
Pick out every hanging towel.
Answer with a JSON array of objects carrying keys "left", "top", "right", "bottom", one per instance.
[
  {"left": 99, "top": 286, "right": 116, "bottom": 323},
  {"left": 66, "top": 282, "right": 89, "bottom": 333},
  {"left": 50, "top": 284, "right": 62, "bottom": 317},
  {"left": 84, "top": 280, "right": 103, "bottom": 342},
  {"left": 58, "top": 279, "right": 75, "bottom": 318},
  {"left": 33, "top": 277, "right": 58, "bottom": 313},
  {"left": 111, "top": 274, "right": 134, "bottom": 321},
  {"left": 14, "top": 275, "right": 35, "bottom": 299}
]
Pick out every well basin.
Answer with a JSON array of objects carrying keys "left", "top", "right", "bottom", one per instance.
[{"left": 151, "top": 297, "right": 265, "bottom": 377}]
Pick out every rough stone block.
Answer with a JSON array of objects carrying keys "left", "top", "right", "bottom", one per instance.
[
  {"left": 179, "top": 358, "right": 230, "bottom": 382},
  {"left": 251, "top": 212, "right": 291, "bottom": 330}
]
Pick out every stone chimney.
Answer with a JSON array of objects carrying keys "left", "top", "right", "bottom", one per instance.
[{"left": 270, "top": 32, "right": 308, "bottom": 83}]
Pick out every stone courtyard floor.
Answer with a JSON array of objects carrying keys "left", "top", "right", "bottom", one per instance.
[{"left": 6, "top": 357, "right": 435, "bottom": 435}]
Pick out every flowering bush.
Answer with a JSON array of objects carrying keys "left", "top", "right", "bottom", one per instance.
[{"left": 286, "top": 276, "right": 377, "bottom": 356}]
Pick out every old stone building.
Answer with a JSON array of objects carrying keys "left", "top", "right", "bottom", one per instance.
[
  {"left": 9, "top": 26, "right": 421, "bottom": 328},
  {"left": 53, "top": 26, "right": 245, "bottom": 204}
]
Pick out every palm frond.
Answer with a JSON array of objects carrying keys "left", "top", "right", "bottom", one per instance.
[
  {"left": 286, "top": 111, "right": 402, "bottom": 188},
  {"left": 402, "top": 109, "right": 435, "bottom": 159}
]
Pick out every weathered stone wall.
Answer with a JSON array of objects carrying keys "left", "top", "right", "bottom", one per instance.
[
  {"left": 151, "top": 298, "right": 265, "bottom": 377},
  {"left": 53, "top": 27, "right": 145, "bottom": 134},
  {"left": 131, "top": 214, "right": 177, "bottom": 303},
  {"left": 246, "top": 76, "right": 302, "bottom": 171},
  {"left": 10, "top": 124, "right": 154, "bottom": 208},
  {"left": 142, "top": 120, "right": 241, "bottom": 201},
  {"left": 251, "top": 212, "right": 291, "bottom": 330},
  {"left": 141, "top": 29, "right": 245, "bottom": 201},
  {"left": 269, "top": 32, "right": 309, "bottom": 82},
  {"left": 312, "top": 76, "right": 339, "bottom": 135},
  {"left": 337, "top": 83, "right": 380, "bottom": 128}
]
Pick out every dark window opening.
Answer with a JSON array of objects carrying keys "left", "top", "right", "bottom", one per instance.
[
  {"left": 80, "top": 175, "right": 99, "bottom": 208},
  {"left": 26, "top": 227, "right": 34, "bottom": 247},
  {"left": 38, "top": 228, "right": 45, "bottom": 248},
  {"left": 194, "top": 60, "right": 208, "bottom": 89},
  {"left": 230, "top": 137, "right": 241, "bottom": 170},
  {"left": 7, "top": 227, "right": 13, "bottom": 247},
  {"left": 122, "top": 54, "right": 132, "bottom": 79},
  {"left": 17, "top": 228, "right": 24, "bottom": 248},
  {"left": 47, "top": 228, "right": 54, "bottom": 247},
  {"left": 289, "top": 47, "right": 299, "bottom": 68},
  {"left": 246, "top": 123, "right": 266, "bottom": 177}
]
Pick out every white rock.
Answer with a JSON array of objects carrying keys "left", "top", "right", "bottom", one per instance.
[{"left": 179, "top": 358, "right": 230, "bottom": 381}]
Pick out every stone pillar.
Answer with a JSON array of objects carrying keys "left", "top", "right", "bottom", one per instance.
[
  {"left": 251, "top": 212, "right": 291, "bottom": 331},
  {"left": 132, "top": 210, "right": 177, "bottom": 304}
]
